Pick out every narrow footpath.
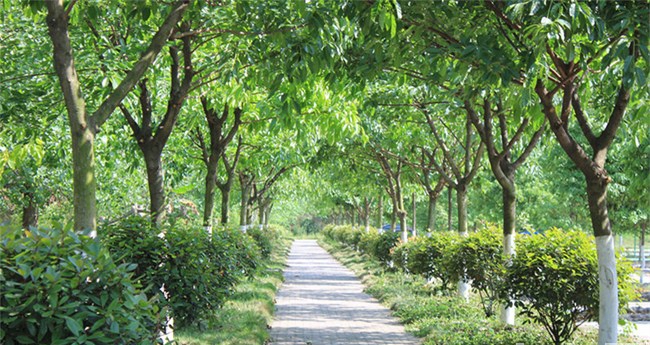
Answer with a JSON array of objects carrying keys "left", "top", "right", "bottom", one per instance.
[{"left": 269, "top": 240, "right": 420, "bottom": 345}]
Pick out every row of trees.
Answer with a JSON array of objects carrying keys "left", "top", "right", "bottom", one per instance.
[{"left": 1, "top": 1, "right": 648, "bottom": 344}]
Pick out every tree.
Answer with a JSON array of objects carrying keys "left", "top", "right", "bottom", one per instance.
[
  {"left": 466, "top": 95, "right": 545, "bottom": 324},
  {"left": 422, "top": 109, "right": 484, "bottom": 299},
  {"left": 373, "top": 148, "right": 408, "bottom": 241},
  {"left": 215, "top": 136, "right": 243, "bottom": 226},
  {"left": 194, "top": 99, "right": 242, "bottom": 231},
  {"left": 501, "top": 2, "right": 649, "bottom": 341},
  {"left": 42, "top": 0, "right": 189, "bottom": 232},
  {"left": 118, "top": 27, "right": 194, "bottom": 225},
  {"left": 415, "top": 149, "right": 447, "bottom": 232}
]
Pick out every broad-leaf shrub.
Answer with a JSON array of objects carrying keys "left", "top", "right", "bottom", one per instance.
[
  {"left": 392, "top": 236, "right": 430, "bottom": 275},
  {"left": 373, "top": 231, "right": 401, "bottom": 265},
  {"left": 501, "top": 228, "right": 637, "bottom": 345},
  {"left": 247, "top": 227, "right": 274, "bottom": 259},
  {"left": 446, "top": 226, "right": 504, "bottom": 317},
  {"left": 358, "top": 228, "right": 380, "bottom": 255},
  {"left": 0, "top": 224, "right": 162, "bottom": 345},
  {"left": 100, "top": 218, "right": 261, "bottom": 327},
  {"left": 423, "top": 231, "right": 458, "bottom": 293}
]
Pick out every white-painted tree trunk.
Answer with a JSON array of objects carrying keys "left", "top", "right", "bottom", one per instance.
[
  {"left": 204, "top": 225, "right": 212, "bottom": 235},
  {"left": 500, "top": 233, "right": 515, "bottom": 325},
  {"left": 596, "top": 235, "right": 618, "bottom": 345},
  {"left": 458, "top": 280, "right": 470, "bottom": 301},
  {"left": 159, "top": 284, "right": 174, "bottom": 344},
  {"left": 458, "top": 230, "right": 469, "bottom": 300},
  {"left": 240, "top": 224, "right": 247, "bottom": 233}
]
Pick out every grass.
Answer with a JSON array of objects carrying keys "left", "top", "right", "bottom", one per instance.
[
  {"left": 175, "top": 237, "right": 292, "bottom": 345},
  {"left": 319, "top": 238, "right": 647, "bottom": 345}
]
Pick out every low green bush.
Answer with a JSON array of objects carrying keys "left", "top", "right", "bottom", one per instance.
[
  {"left": 0, "top": 224, "right": 162, "bottom": 345},
  {"left": 446, "top": 226, "right": 504, "bottom": 317},
  {"left": 373, "top": 231, "right": 401, "bottom": 265},
  {"left": 100, "top": 218, "right": 261, "bottom": 327},
  {"left": 392, "top": 236, "right": 430, "bottom": 275},
  {"left": 358, "top": 228, "right": 380, "bottom": 255},
  {"left": 424, "top": 231, "right": 458, "bottom": 293},
  {"left": 246, "top": 227, "right": 273, "bottom": 259},
  {"left": 502, "top": 228, "right": 638, "bottom": 345}
]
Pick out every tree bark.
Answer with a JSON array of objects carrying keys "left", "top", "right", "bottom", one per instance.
[
  {"left": 456, "top": 185, "right": 468, "bottom": 236},
  {"left": 390, "top": 201, "right": 397, "bottom": 232},
  {"left": 143, "top": 150, "right": 166, "bottom": 225},
  {"left": 447, "top": 186, "right": 452, "bottom": 231},
  {"left": 377, "top": 195, "right": 383, "bottom": 229},
  {"left": 239, "top": 172, "right": 253, "bottom": 230},
  {"left": 364, "top": 196, "right": 370, "bottom": 233},
  {"left": 501, "top": 186, "right": 516, "bottom": 324},
  {"left": 21, "top": 189, "right": 38, "bottom": 230},
  {"left": 412, "top": 192, "right": 417, "bottom": 237},
  {"left": 427, "top": 195, "right": 436, "bottom": 232},
  {"left": 203, "top": 159, "right": 218, "bottom": 230},
  {"left": 218, "top": 182, "right": 232, "bottom": 225}
]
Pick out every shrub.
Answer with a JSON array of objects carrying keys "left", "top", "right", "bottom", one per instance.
[
  {"left": 373, "top": 231, "right": 401, "bottom": 265},
  {"left": 0, "top": 224, "right": 162, "bottom": 345},
  {"left": 247, "top": 227, "right": 273, "bottom": 259},
  {"left": 99, "top": 216, "right": 167, "bottom": 295},
  {"left": 212, "top": 227, "right": 260, "bottom": 279},
  {"left": 502, "top": 228, "right": 638, "bottom": 345},
  {"left": 358, "top": 228, "right": 380, "bottom": 255},
  {"left": 446, "top": 226, "right": 504, "bottom": 317},
  {"left": 100, "top": 219, "right": 260, "bottom": 327},
  {"left": 425, "top": 231, "right": 459, "bottom": 293},
  {"left": 392, "top": 236, "right": 430, "bottom": 275}
]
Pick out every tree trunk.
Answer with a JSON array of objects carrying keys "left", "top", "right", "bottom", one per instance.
[
  {"left": 586, "top": 179, "right": 618, "bottom": 345},
  {"left": 203, "top": 160, "right": 218, "bottom": 232},
  {"left": 427, "top": 194, "right": 437, "bottom": 232},
  {"left": 390, "top": 200, "right": 397, "bottom": 232},
  {"left": 457, "top": 185, "right": 468, "bottom": 236},
  {"left": 143, "top": 150, "right": 165, "bottom": 226},
  {"left": 447, "top": 186, "right": 452, "bottom": 231},
  {"left": 501, "top": 187, "right": 516, "bottom": 325},
  {"left": 218, "top": 182, "right": 232, "bottom": 225},
  {"left": 412, "top": 192, "right": 417, "bottom": 237},
  {"left": 21, "top": 189, "right": 38, "bottom": 230},
  {"left": 399, "top": 210, "right": 408, "bottom": 243},
  {"left": 71, "top": 127, "right": 97, "bottom": 234},
  {"left": 377, "top": 195, "right": 383, "bottom": 229},
  {"left": 641, "top": 222, "right": 646, "bottom": 284},
  {"left": 456, "top": 185, "right": 470, "bottom": 299},
  {"left": 239, "top": 177, "right": 252, "bottom": 231},
  {"left": 264, "top": 202, "right": 272, "bottom": 226},
  {"left": 364, "top": 196, "right": 370, "bottom": 233}
]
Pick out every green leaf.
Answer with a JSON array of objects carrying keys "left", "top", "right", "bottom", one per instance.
[{"left": 64, "top": 316, "right": 83, "bottom": 336}]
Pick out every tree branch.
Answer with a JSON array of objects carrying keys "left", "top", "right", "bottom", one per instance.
[{"left": 91, "top": 0, "right": 189, "bottom": 131}]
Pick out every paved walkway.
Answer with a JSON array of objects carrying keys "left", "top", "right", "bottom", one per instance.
[{"left": 269, "top": 240, "right": 420, "bottom": 345}]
